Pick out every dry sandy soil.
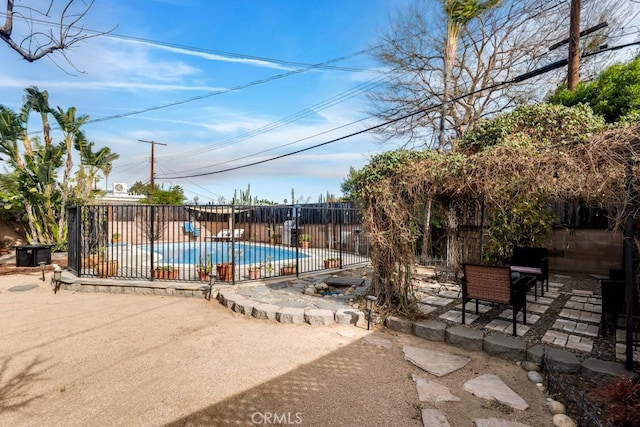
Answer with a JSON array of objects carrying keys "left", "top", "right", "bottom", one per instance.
[{"left": 0, "top": 272, "right": 554, "bottom": 427}]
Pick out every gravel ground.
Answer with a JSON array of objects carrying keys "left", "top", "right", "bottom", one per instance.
[{"left": 0, "top": 272, "right": 555, "bottom": 427}]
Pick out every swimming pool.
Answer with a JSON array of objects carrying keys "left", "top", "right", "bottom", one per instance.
[{"left": 140, "top": 242, "right": 307, "bottom": 266}]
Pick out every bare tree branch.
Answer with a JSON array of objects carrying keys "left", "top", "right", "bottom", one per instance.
[
  {"left": 368, "top": 0, "right": 637, "bottom": 150},
  {"left": 0, "top": 0, "right": 112, "bottom": 64}
]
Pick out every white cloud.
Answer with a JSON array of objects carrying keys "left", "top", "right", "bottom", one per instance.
[
  {"left": 0, "top": 76, "right": 225, "bottom": 93},
  {"left": 111, "top": 37, "right": 293, "bottom": 71}
]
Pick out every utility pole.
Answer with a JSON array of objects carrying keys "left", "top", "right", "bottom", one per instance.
[
  {"left": 139, "top": 139, "right": 167, "bottom": 204},
  {"left": 567, "top": 0, "right": 581, "bottom": 90}
]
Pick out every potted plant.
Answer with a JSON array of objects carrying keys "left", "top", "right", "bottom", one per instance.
[
  {"left": 0, "top": 238, "right": 11, "bottom": 255},
  {"left": 153, "top": 265, "right": 179, "bottom": 279},
  {"left": 263, "top": 256, "right": 274, "bottom": 276},
  {"left": 196, "top": 256, "right": 214, "bottom": 281},
  {"left": 111, "top": 233, "right": 122, "bottom": 244},
  {"left": 81, "top": 248, "right": 101, "bottom": 269},
  {"left": 324, "top": 257, "right": 341, "bottom": 269},
  {"left": 95, "top": 259, "right": 118, "bottom": 277},
  {"left": 217, "top": 262, "right": 234, "bottom": 281},
  {"left": 299, "top": 233, "right": 311, "bottom": 249},
  {"left": 247, "top": 265, "right": 262, "bottom": 280},
  {"left": 268, "top": 226, "right": 281, "bottom": 244},
  {"left": 280, "top": 263, "right": 296, "bottom": 275}
]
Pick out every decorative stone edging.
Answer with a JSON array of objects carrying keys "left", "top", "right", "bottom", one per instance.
[
  {"left": 215, "top": 287, "right": 364, "bottom": 326},
  {"left": 58, "top": 278, "right": 210, "bottom": 298},
  {"left": 384, "top": 315, "right": 635, "bottom": 383}
]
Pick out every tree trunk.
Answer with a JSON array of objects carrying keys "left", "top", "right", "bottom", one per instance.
[
  {"left": 420, "top": 198, "right": 433, "bottom": 263},
  {"left": 445, "top": 200, "right": 459, "bottom": 278}
]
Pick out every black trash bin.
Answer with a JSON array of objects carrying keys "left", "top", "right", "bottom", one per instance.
[{"left": 15, "top": 244, "right": 52, "bottom": 267}]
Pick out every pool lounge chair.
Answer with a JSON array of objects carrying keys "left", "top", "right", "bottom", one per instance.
[{"left": 211, "top": 229, "right": 244, "bottom": 241}]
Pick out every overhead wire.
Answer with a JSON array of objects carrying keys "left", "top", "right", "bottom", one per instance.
[
  {"left": 82, "top": 48, "right": 372, "bottom": 126},
  {"left": 108, "top": 66, "right": 392, "bottom": 179},
  {"left": 158, "top": 110, "right": 378, "bottom": 178},
  {"left": 154, "top": 70, "right": 394, "bottom": 163},
  {"left": 156, "top": 162, "right": 223, "bottom": 200},
  {"left": 0, "top": 10, "right": 368, "bottom": 72},
  {"left": 158, "top": 39, "right": 640, "bottom": 180}
]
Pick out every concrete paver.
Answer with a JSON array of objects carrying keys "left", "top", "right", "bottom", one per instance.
[
  {"left": 463, "top": 374, "right": 529, "bottom": 410},
  {"left": 403, "top": 345, "right": 470, "bottom": 377}
]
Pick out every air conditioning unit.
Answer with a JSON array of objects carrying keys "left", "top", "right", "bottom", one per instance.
[{"left": 113, "top": 183, "right": 128, "bottom": 194}]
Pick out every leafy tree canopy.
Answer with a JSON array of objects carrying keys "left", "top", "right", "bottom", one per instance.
[
  {"left": 129, "top": 181, "right": 153, "bottom": 196},
  {"left": 149, "top": 185, "right": 185, "bottom": 205},
  {"left": 548, "top": 58, "right": 640, "bottom": 123},
  {"left": 342, "top": 149, "right": 439, "bottom": 201},
  {"left": 459, "top": 103, "right": 606, "bottom": 153}
]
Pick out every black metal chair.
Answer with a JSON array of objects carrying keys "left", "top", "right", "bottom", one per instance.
[
  {"left": 462, "top": 264, "right": 536, "bottom": 336},
  {"left": 600, "top": 278, "right": 640, "bottom": 336}
]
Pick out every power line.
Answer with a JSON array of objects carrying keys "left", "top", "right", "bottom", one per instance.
[
  {"left": 154, "top": 70, "right": 393, "bottom": 164},
  {"left": 0, "top": 11, "right": 368, "bottom": 73},
  {"left": 157, "top": 112, "right": 377, "bottom": 178},
  {"left": 104, "top": 34, "right": 368, "bottom": 73},
  {"left": 160, "top": 41, "right": 640, "bottom": 180},
  {"left": 82, "top": 49, "right": 372, "bottom": 126}
]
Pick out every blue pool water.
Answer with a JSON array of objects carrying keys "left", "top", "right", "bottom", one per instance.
[{"left": 140, "top": 242, "right": 306, "bottom": 266}]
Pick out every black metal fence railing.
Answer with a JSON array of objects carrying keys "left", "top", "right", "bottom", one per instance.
[
  {"left": 68, "top": 204, "right": 370, "bottom": 283},
  {"left": 541, "top": 350, "right": 614, "bottom": 427}
]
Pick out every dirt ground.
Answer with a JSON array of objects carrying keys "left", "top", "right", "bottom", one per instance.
[{"left": 0, "top": 272, "right": 554, "bottom": 427}]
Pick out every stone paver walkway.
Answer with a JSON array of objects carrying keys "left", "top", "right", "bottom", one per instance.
[
  {"left": 412, "top": 274, "right": 638, "bottom": 361},
  {"left": 394, "top": 341, "right": 538, "bottom": 426}
]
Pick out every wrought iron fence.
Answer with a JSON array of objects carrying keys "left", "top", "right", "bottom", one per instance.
[
  {"left": 68, "top": 203, "right": 370, "bottom": 283},
  {"left": 541, "top": 350, "right": 614, "bottom": 427}
]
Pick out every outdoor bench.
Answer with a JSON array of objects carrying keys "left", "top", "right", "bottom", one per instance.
[{"left": 462, "top": 264, "right": 536, "bottom": 336}]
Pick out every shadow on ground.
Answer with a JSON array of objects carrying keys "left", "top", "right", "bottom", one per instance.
[
  {"left": 164, "top": 337, "right": 419, "bottom": 427},
  {"left": 0, "top": 355, "right": 49, "bottom": 412}
]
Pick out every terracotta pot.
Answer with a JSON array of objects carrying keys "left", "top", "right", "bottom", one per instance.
[
  {"left": 324, "top": 259, "right": 341, "bottom": 269},
  {"left": 217, "top": 263, "right": 234, "bottom": 281},
  {"left": 153, "top": 268, "right": 179, "bottom": 279},
  {"left": 198, "top": 271, "right": 212, "bottom": 281},
  {"left": 248, "top": 267, "right": 262, "bottom": 280},
  {"left": 0, "top": 248, "right": 9, "bottom": 256},
  {"left": 280, "top": 266, "right": 296, "bottom": 275},
  {"left": 81, "top": 254, "right": 100, "bottom": 269},
  {"left": 95, "top": 260, "right": 118, "bottom": 277},
  {"left": 299, "top": 241, "right": 309, "bottom": 249}
]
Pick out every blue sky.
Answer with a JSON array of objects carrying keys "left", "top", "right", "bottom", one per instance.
[{"left": 0, "top": 0, "right": 410, "bottom": 204}]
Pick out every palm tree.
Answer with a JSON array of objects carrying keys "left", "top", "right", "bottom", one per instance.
[
  {"left": 21, "top": 86, "right": 52, "bottom": 149},
  {"left": 51, "top": 106, "right": 89, "bottom": 242},
  {"left": 1, "top": 87, "right": 119, "bottom": 246},
  {"left": 102, "top": 161, "right": 113, "bottom": 192},
  {"left": 438, "top": 0, "right": 501, "bottom": 272},
  {"left": 438, "top": 0, "right": 502, "bottom": 151}
]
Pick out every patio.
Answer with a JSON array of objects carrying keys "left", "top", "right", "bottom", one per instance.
[{"left": 410, "top": 267, "right": 635, "bottom": 364}]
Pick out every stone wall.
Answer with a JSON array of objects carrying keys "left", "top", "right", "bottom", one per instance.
[
  {"left": 544, "top": 229, "right": 622, "bottom": 274},
  {"left": 456, "top": 228, "right": 622, "bottom": 275}
]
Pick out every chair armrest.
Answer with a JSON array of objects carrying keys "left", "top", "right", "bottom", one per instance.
[
  {"left": 510, "top": 276, "right": 534, "bottom": 304},
  {"left": 511, "top": 275, "right": 535, "bottom": 289}
]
